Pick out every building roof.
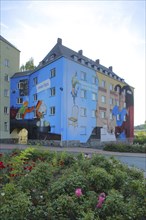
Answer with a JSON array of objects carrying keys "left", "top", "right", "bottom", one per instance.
[
  {"left": 11, "top": 38, "right": 126, "bottom": 83},
  {"left": 11, "top": 70, "right": 32, "bottom": 78},
  {"left": 0, "top": 35, "right": 20, "bottom": 52}
]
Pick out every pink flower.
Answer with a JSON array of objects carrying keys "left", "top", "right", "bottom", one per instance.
[
  {"left": 75, "top": 188, "right": 83, "bottom": 197},
  {"left": 96, "top": 192, "right": 106, "bottom": 208},
  {"left": 0, "top": 161, "right": 5, "bottom": 169}
]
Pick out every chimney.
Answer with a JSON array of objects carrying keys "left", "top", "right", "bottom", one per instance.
[
  {"left": 109, "top": 66, "right": 113, "bottom": 71},
  {"left": 95, "top": 59, "right": 100, "bottom": 64},
  {"left": 57, "top": 38, "right": 62, "bottom": 44},
  {"left": 78, "top": 50, "right": 83, "bottom": 55}
]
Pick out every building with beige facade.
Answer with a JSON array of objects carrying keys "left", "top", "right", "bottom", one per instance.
[{"left": 0, "top": 35, "right": 20, "bottom": 139}]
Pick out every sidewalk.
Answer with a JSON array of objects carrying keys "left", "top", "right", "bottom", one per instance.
[{"left": 0, "top": 143, "right": 145, "bottom": 158}]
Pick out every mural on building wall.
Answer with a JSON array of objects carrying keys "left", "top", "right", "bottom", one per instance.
[
  {"left": 112, "top": 84, "right": 134, "bottom": 140},
  {"left": 10, "top": 100, "right": 50, "bottom": 138}
]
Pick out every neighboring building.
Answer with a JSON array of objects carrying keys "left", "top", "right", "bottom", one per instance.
[
  {"left": 0, "top": 35, "right": 20, "bottom": 139},
  {"left": 10, "top": 38, "right": 134, "bottom": 144}
]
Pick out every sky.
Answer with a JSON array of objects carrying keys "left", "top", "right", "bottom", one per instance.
[{"left": 1, "top": 0, "right": 145, "bottom": 126}]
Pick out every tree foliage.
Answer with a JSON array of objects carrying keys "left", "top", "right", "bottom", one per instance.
[{"left": 20, "top": 57, "right": 36, "bottom": 71}]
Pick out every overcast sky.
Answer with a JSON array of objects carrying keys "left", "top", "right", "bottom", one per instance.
[{"left": 1, "top": 0, "right": 145, "bottom": 126}]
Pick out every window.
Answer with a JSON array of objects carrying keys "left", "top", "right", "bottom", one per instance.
[
  {"left": 80, "top": 107, "right": 87, "bottom": 117},
  {"left": 91, "top": 110, "right": 96, "bottom": 117},
  {"left": 17, "top": 98, "right": 23, "bottom": 104},
  {"left": 110, "top": 111, "right": 113, "bottom": 120},
  {"left": 4, "top": 106, "right": 9, "bottom": 114},
  {"left": 124, "top": 102, "right": 126, "bottom": 108},
  {"left": 4, "top": 74, "right": 9, "bottom": 82},
  {"left": 115, "top": 99, "right": 119, "bottom": 106},
  {"left": 50, "top": 87, "right": 56, "bottom": 96},
  {"left": 50, "top": 68, "right": 56, "bottom": 78},
  {"left": 101, "top": 95, "right": 106, "bottom": 103},
  {"left": 92, "top": 92, "right": 97, "bottom": 101},
  {"left": 92, "top": 76, "right": 97, "bottom": 84},
  {"left": 81, "top": 71, "right": 86, "bottom": 81},
  {"left": 109, "top": 84, "right": 114, "bottom": 91},
  {"left": 33, "top": 109, "right": 37, "bottom": 118},
  {"left": 4, "top": 89, "right": 9, "bottom": 97},
  {"left": 124, "top": 115, "right": 126, "bottom": 121},
  {"left": 101, "top": 80, "right": 106, "bottom": 88},
  {"left": 4, "top": 59, "right": 9, "bottom": 67},
  {"left": 18, "top": 82, "right": 24, "bottom": 89},
  {"left": 101, "top": 111, "right": 106, "bottom": 119},
  {"left": 34, "top": 94, "right": 37, "bottom": 101},
  {"left": 80, "top": 126, "right": 86, "bottom": 135},
  {"left": 16, "top": 113, "right": 23, "bottom": 119},
  {"left": 4, "top": 122, "right": 8, "bottom": 131},
  {"left": 109, "top": 98, "right": 114, "bottom": 105},
  {"left": 50, "top": 106, "right": 55, "bottom": 115},
  {"left": 80, "top": 89, "right": 86, "bottom": 98},
  {"left": 33, "top": 77, "right": 38, "bottom": 85},
  {"left": 116, "top": 86, "right": 120, "bottom": 93}
]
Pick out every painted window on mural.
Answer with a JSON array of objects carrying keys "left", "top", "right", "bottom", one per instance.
[
  {"left": 101, "top": 95, "right": 106, "bottom": 103},
  {"left": 80, "top": 71, "right": 86, "bottom": 81},
  {"left": 50, "top": 106, "right": 55, "bottom": 115},
  {"left": 92, "top": 76, "right": 97, "bottom": 84},
  {"left": 50, "top": 87, "right": 56, "bottom": 96},
  {"left": 16, "top": 113, "right": 23, "bottom": 119},
  {"left": 117, "top": 114, "right": 120, "bottom": 121},
  {"left": 50, "top": 68, "right": 56, "bottom": 78},
  {"left": 80, "top": 89, "right": 86, "bottom": 98},
  {"left": 80, "top": 126, "right": 86, "bottom": 135},
  {"left": 17, "top": 98, "right": 23, "bottom": 104},
  {"left": 33, "top": 77, "right": 38, "bottom": 85},
  {"left": 80, "top": 107, "right": 87, "bottom": 117},
  {"left": 92, "top": 92, "right": 97, "bottom": 101}
]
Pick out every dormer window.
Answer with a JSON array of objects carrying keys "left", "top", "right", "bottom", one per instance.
[
  {"left": 18, "top": 82, "right": 24, "bottom": 89},
  {"left": 50, "top": 54, "right": 56, "bottom": 61},
  {"left": 72, "top": 55, "right": 78, "bottom": 61}
]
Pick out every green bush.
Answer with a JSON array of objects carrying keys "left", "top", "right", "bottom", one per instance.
[{"left": 0, "top": 148, "right": 145, "bottom": 220}]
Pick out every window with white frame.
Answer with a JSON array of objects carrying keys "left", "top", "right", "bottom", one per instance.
[
  {"left": 33, "top": 93, "right": 37, "bottom": 101},
  {"left": 50, "top": 87, "right": 56, "bottom": 96},
  {"left": 4, "top": 74, "right": 9, "bottom": 82},
  {"left": 50, "top": 106, "right": 55, "bottom": 115},
  {"left": 109, "top": 98, "right": 114, "bottom": 105},
  {"left": 80, "top": 89, "right": 86, "bottom": 98},
  {"left": 4, "top": 122, "right": 8, "bottom": 131},
  {"left": 124, "top": 102, "right": 126, "bottom": 108},
  {"left": 80, "top": 71, "right": 86, "bottom": 81},
  {"left": 33, "top": 77, "right": 38, "bottom": 85},
  {"left": 101, "top": 80, "right": 106, "bottom": 88},
  {"left": 80, "top": 126, "right": 86, "bottom": 135},
  {"left": 17, "top": 98, "right": 23, "bottom": 104},
  {"left": 123, "top": 115, "right": 126, "bottom": 121},
  {"left": 109, "top": 84, "right": 114, "bottom": 91},
  {"left": 18, "top": 82, "right": 24, "bottom": 89},
  {"left": 91, "top": 110, "right": 96, "bottom": 117},
  {"left": 101, "top": 111, "right": 106, "bottom": 119},
  {"left": 4, "top": 106, "right": 9, "bottom": 114},
  {"left": 101, "top": 95, "right": 106, "bottom": 103},
  {"left": 16, "top": 113, "right": 23, "bottom": 119},
  {"left": 50, "top": 68, "right": 56, "bottom": 78},
  {"left": 92, "top": 92, "right": 97, "bottom": 101},
  {"left": 80, "top": 107, "right": 86, "bottom": 117},
  {"left": 4, "top": 89, "right": 9, "bottom": 97}
]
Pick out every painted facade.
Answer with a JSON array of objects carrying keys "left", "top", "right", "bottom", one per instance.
[{"left": 10, "top": 38, "right": 134, "bottom": 143}]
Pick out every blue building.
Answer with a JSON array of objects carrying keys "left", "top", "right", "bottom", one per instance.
[{"left": 10, "top": 38, "right": 98, "bottom": 143}]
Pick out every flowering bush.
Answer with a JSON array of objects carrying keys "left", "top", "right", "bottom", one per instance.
[{"left": 0, "top": 148, "right": 145, "bottom": 219}]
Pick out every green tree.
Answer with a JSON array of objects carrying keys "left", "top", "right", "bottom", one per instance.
[{"left": 20, "top": 57, "right": 36, "bottom": 71}]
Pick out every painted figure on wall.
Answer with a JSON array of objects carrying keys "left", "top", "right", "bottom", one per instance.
[
  {"left": 71, "top": 72, "right": 80, "bottom": 105},
  {"left": 112, "top": 84, "right": 134, "bottom": 139}
]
